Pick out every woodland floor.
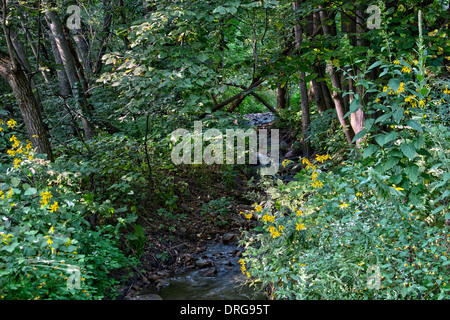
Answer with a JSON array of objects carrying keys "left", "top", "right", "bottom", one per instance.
[{"left": 113, "top": 120, "right": 297, "bottom": 300}]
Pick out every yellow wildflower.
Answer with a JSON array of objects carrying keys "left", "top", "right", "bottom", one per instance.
[
  {"left": 397, "top": 82, "right": 406, "bottom": 95},
  {"left": 13, "top": 158, "right": 21, "bottom": 168},
  {"left": 401, "top": 66, "right": 412, "bottom": 73},
  {"left": 40, "top": 191, "right": 53, "bottom": 208},
  {"left": 6, "top": 188, "right": 13, "bottom": 199},
  {"left": 7, "top": 119, "right": 17, "bottom": 129},
  {"left": 338, "top": 202, "right": 350, "bottom": 210},
  {"left": 311, "top": 180, "right": 323, "bottom": 189},
  {"left": 316, "top": 154, "right": 331, "bottom": 163}
]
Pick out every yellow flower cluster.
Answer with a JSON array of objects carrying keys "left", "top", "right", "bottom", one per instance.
[
  {"left": 261, "top": 213, "right": 275, "bottom": 223},
  {"left": 0, "top": 232, "right": 14, "bottom": 245},
  {"left": 404, "top": 95, "right": 417, "bottom": 108},
  {"left": 5, "top": 129, "right": 34, "bottom": 166},
  {"left": 40, "top": 191, "right": 53, "bottom": 208},
  {"left": 302, "top": 155, "right": 331, "bottom": 189},
  {"left": 338, "top": 202, "right": 350, "bottom": 210},
  {"left": 397, "top": 82, "right": 406, "bottom": 95},
  {"left": 316, "top": 154, "right": 331, "bottom": 163},
  {"left": 267, "top": 225, "right": 282, "bottom": 238},
  {"left": 401, "top": 66, "right": 412, "bottom": 74},
  {"left": 282, "top": 159, "right": 291, "bottom": 168},
  {"left": 0, "top": 118, "right": 17, "bottom": 131},
  {"left": 238, "top": 259, "right": 250, "bottom": 278},
  {"left": 383, "top": 82, "right": 406, "bottom": 96},
  {"left": 443, "top": 85, "right": 450, "bottom": 95}
]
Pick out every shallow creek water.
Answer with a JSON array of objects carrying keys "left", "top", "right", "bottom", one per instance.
[
  {"left": 134, "top": 113, "right": 281, "bottom": 300},
  {"left": 137, "top": 242, "right": 266, "bottom": 300}
]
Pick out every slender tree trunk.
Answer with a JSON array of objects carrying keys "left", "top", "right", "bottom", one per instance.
[
  {"left": 0, "top": 50, "right": 54, "bottom": 161},
  {"left": 276, "top": 82, "right": 288, "bottom": 110},
  {"left": 293, "top": 0, "right": 311, "bottom": 158},
  {"left": 9, "top": 28, "right": 42, "bottom": 107},
  {"left": 319, "top": 6, "right": 355, "bottom": 145},
  {"left": 326, "top": 63, "right": 355, "bottom": 144},
  {"left": 316, "top": 63, "right": 334, "bottom": 110},
  {"left": 94, "top": 0, "right": 113, "bottom": 76},
  {"left": 350, "top": 8, "right": 366, "bottom": 147},
  {"left": 49, "top": 31, "right": 71, "bottom": 97},
  {"left": 44, "top": 3, "right": 95, "bottom": 139},
  {"left": 72, "top": 27, "right": 92, "bottom": 84}
]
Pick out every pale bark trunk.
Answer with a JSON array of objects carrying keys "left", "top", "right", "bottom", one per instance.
[
  {"left": 44, "top": 4, "right": 95, "bottom": 139},
  {"left": 319, "top": 7, "right": 355, "bottom": 145},
  {"left": 293, "top": 0, "right": 311, "bottom": 158}
]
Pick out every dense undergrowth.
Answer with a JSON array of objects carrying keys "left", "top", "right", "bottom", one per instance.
[
  {"left": 0, "top": 107, "right": 251, "bottom": 299},
  {"left": 241, "top": 32, "right": 450, "bottom": 300}
]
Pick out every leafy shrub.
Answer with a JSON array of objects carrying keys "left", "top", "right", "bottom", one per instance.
[
  {"left": 306, "top": 109, "right": 347, "bottom": 154},
  {"left": 241, "top": 31, "right": 450, "bottom": 300},
  {"left": 0, "top": 123, "right": 136, "bottom": 300}
]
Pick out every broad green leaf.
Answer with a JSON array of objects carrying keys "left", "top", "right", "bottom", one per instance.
[
  {"left": 352, "top": 129, "right": 367, "bottom": 143},
  {"left": 401, "top": 143, "right": 416, "bottom": 160},
  {"left": 24, "top": 188, "right": 37, "bottom": 196},
  {"left": 393, "top": 107, "right": 404, "bottom": 124},
  {"left": 384, "top": 157, "right": 400, "bottom": 171},
  {"left": 368, "top": 60, "right": 383, "bottom": 70},
  {"left": 388, "top": 78, "right": 401, "bottom": 94},
  {"left": 375, "top": 134, "right": 385, "bottom": 147},
  {"left": 363, "top": 144, "right": 378, "bottom": 159},
  {"left": 405, "top": 120, "right": 423, "bottom": 132},
  {"left": 405, "top": 164, "right": 419, "bottom": 183},
  {"left": 432, "top": 205, "right": 445, "bottom": 215},
  {"left": 375, "top": 113, "right": 392, "bottom": 124},
  {"left": 384, "top": 131, "right": 398, "bottom": 144},
  {"left": 11, "top": 177, "right": 20, "bottom": 187}
]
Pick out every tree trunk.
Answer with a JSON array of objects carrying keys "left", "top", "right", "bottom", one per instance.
[
  {"left": 9, "top": 28, "right": 42, "bottom": 108},
  {"left": 49, "top": 31, "right": 71, "bottom": 97},
  {"left": 316, "top": 63, "right": 334, "bottom": 110},
  {"left": 319, "top": 7, "right": 355, "bottom": 145},
  {"left": 0, "top": 50, "right": 54, "bottom": 161},
  {"left": 276, "top": 82, "right": 288, "bottom": 110},
  {"left": 44, "top": 3, "right": 95, "bottom": 139},
  {"left": 72, "top": 27, "right": 92, "bottom": 84},
  {"left": 293, "top": 0, "right": 311, "bottom": 158},
  {"left": 350, "top": 8, "right": 366, "bottom": 147},
  {"left": 326, "top": 63, "right": 355, "bottom": 145},
  {"left": 94, "top": 0, "right": 113, "bottom": 76}
]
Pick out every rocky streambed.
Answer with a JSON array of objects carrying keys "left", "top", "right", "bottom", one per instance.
[
  {"left": 129, "top": 239, "right": 265, "bottom": 300},
  {"left": 120, "top": 112, "right": 302, "bottom": 301}
]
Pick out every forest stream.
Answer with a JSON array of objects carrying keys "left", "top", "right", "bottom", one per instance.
[{"left": 124, "top": 112, "right": 296, "bottom": 300}]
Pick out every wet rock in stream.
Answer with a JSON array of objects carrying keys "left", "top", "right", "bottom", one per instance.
[{"left": 133, "top": 242, "right": 265, "bottom": 300}]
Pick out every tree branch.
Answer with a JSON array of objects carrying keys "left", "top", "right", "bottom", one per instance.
[{"left": 199, "top": 77, "right": 266, "bottom": 119}]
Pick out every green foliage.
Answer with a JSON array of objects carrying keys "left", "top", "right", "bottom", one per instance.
[
  {"left": 241, "top": 29, "right": 450, "bottom": 300},
  {"left": 0, "top": 125, "right": 137, "bottom": 300},
  {"left": 201, "top": 196, "right": 234, "bottom": 227},
  {"left": 306, "top": 109, "right": 347, "bottom": 154}
]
